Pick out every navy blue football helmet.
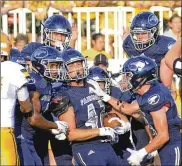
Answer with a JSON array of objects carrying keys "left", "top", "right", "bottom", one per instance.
[
  {"left": 31, "top": 46, "right": 65, "bottom": 81},
  {"left": 61, "top": 48, "right": 88, "bottom": 81},
  {"left": 9, "top": 48, "right": 26, "bottom": 66},
  {"left": 130, "top": 12, "right": 159, "bottom": 51},
  {"left": 43, "top": 14, "right": 72, "bottom": 52},
  {"left": 88, "top": 66, "right": 111, "bottom": 94},
  {"left": 120, "top": 56, "right": 158, "bottom": 92}
]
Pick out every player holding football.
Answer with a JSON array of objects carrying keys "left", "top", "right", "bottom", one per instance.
[{"left": 49, "top": 48, "right": 128, "bottom": 165}]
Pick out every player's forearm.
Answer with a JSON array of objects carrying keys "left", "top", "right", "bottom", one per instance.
[
  {"left": 144, "top": 133, "right": 169, "bottom": 154},
  {"left": 28, "top": 112, "right": 58, "bottom": 130},
  {"left": 165, "top": 37, "right": 181, "bottom": 70},
  {"left": 107, "top": 98, "right": 139, "bottom": 115},
  {"left": 67, "top": 128, "right": 99, "bottom": 141}
]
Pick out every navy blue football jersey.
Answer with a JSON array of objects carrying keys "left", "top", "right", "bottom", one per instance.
[
  {"left": 63, "top": 83, "right": 105, "bottom": 130},
  {"left": 123, "top": 35, "right": 176, "bottom": 66},
  {"left": 136, "top": 81, "right": 181, "bottom": 143}
]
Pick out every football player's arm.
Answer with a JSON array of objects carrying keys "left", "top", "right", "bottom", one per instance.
[
  {"left": 165, "top": 37, "right": 181, "bottom": 71},
  {"left": 107, "top": 98, "right": 140, "bottom": 115},
  {"left": 160, "top": 58, "right": 174, "bottom": 88},
  {"left": 59, "top": 106, "right": 100, "bottom": 141},
  {"left": 18, "top": 87, "right": 58, "bottom": 130},
  {"left": 143, "top": 106, "right": 169, "bottom": 154},
  {"left": 109, "top": 108, "right": 129, "bottom": 123}
]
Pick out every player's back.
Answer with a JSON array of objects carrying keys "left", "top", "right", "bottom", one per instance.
[{"left": 1, "top": 61, "right": 28, "bottom": 128}]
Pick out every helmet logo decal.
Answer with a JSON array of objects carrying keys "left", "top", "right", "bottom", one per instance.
[
  {"left": 129, "top": 61, "right": 145, "bottom": 72},
  {"left": 148, "top": 94, "right": 160, "bottom": 105},
  {"left": 45, "top": 16, "right": 53, "bottom": 25},
  {"left": 34, "top": 48, "right": 48, "bottom": 59},
  {"left": 148, "top": 14, "right": 158, "bottom": 26},
  {"left": 28, "top": 77, "right": 36, "bottom": 84}
]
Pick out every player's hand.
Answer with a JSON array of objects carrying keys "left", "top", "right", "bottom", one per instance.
[
  {"left": 51, "top": 121, "right": 68, "bottom": 135},
  {"left": 71, "top": 23, "right": 78, "bottom": 41},
  {"left": 127, "top": 148, "right": 148, "bottom": 166},
  {"left": 113, "top": 118, "right": 131, "bottom": 134},
  {"left": 87, "top": 79, "right": 111, "bottom": 102},
  {"left": 55, "top": 133, "right": 67, "bottom": 140},
  {"left": 99, "top": 127, "right": 118, "bottom": 144}
]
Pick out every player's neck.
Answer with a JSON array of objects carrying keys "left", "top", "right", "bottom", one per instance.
[
  {"left": 69, "top": 81, "right": 84, "bottom": 87},
  {"left": 136, "top": 84, "right": 151, "bottom": 95}
]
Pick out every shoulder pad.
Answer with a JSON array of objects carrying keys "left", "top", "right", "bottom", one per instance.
[
  {"left": 49, "top": 95, "right": 70, "bottom": 118},
  {"left": 139, "top": 86, "right": 170, "bottom": 112}
]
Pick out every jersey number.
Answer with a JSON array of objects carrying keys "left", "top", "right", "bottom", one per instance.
[{"left": 85, "top": 100, "right": 105, "bottom": 129}]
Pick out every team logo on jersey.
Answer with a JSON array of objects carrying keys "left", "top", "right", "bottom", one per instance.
[
  {"left": 168, "top": 42, "right": 175, "bottom": 50},
  {"left": 148, "top": 14, "right": 158, "bottom": 26},
  {"left": 148, "top": 94, "right": 160, "bottom": 105},
  {"left": 34, "top": 48, "right": 48, "bottom": 59},
  {"left": 27, "top": 77, "right": 35, "bottom": 84},
  {"left": 45, "top": 16, "right": 53, "bottom": 25}
]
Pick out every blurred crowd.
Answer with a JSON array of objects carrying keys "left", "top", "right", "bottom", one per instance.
[{"left": 1, "top": 0, "right": 181, "bottom": 59}]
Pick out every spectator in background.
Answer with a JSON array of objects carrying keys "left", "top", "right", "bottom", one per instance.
[
  {"left": 73, "top": 1, "right": 99, "bottom": 36},
  {"left": 14, "top": 34, "right": 29, "bottom": 51},
  {"left": 50, "top": 1, "right": 75, "bottom": 13},
  {"left": 93, "top": 53, "right": 109, "bottom": 71},
  {"left": 82, "top": 33, "right": 112, "bottom": 60},
  {"left": 164, "top": 14, "right": 181, "bottom": 40},
  {"left": 24, "top": 1, "right": 50, "bottom": 21},
  {"left": 1, "top": 1, "right": 23, "bottom": 14}
]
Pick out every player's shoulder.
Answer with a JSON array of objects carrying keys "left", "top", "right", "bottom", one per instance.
[
  {"left": 123, "top": 35, "right": 132, "bottom": 44},
  {"left": 156, "top": 35, "right": 176, "bottom": 49},
  {"left": 139, "top": 82, "right": 170, "bottom": 111},
  {"left": 2, "top": 61, "right": 25, "bottom": 76}
]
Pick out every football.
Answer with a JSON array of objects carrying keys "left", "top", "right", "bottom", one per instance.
[{"left": 103, "top": 113, "right": 122, "bottom": 128}]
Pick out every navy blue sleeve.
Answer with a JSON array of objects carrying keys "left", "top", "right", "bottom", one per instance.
[{"left": 111, "top": 87, "right": 123, "bottom": 100}]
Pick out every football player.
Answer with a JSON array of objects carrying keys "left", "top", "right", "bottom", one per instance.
[
  {"left": 123, "top": 11, "right": 176, "bottom": 88},
  {"left": 88, "top": 66, "right": 155, "bottom": 165},
  {"left": 14, "top": 46, "right": 69, "bottom": 165},
  {"left": 50, "top": 48, "right": 124, "bottom": 165},
  {"left": 19, "top": 14, "right": 76, "bottom": 165},
  {"left": 88, "top": 56, "right": 181, "bottom": 165},
  {"left": 1, "top": 33, "right": 68, "bottom": 165}
]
